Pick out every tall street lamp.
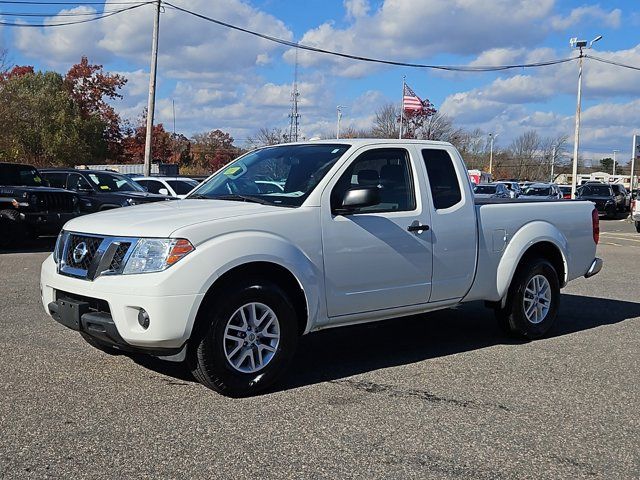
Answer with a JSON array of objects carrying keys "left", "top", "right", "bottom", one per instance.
[
  {"left": 336, "top": 105, "right": 348, "bottom": 139},
  {"left": 570, "top": 34, "right": 603, "bottom": 198},
  {"left": 488, "top": 133, "right": 498, "bottom": 176},
  {"left": 612, "top": 149, "right": 619, "bottom": 176}
]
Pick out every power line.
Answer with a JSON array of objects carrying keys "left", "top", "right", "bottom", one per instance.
[
  {"left": 0, "top": 1, "right": 144, "bottom": 4},
  {"left": 163, "top": 1, "right": 577, "bottom": 73},
  {"left": 0, "top": 1, "right": 151, "bottom": 26},
  {"left": 0, "top": 8, "right": 141, "bottom": 16},
  {"left": 586, "top": 54, "right": 640, "bottom": 72}
]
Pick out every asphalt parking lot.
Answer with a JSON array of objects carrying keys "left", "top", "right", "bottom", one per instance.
[{"left": 1, "top": 219, "right": 638, "bottom": 479}]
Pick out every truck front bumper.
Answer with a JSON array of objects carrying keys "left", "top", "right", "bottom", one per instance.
[{"left": 40, "top": 255, "right": 204, "bottom": 353}]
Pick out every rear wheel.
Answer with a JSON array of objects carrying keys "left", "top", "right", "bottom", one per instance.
[
  {"left": 188, "top": 279, "right": 299, "bottom": 397},
  {"left": 495, "top": 257, "right": 560, "bottom": 340},
  {"left": 636, "top": 221, "right": 640, "bottom": 233}
]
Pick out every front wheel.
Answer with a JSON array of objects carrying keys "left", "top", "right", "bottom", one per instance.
[
  {"left": 495, "top": 257, "right": 560, "bottom": 340},
  {"left": 636, "top": 221, "right": 640, "bottom": 233},
  {"left": 188, "top": 279, "right": 299, "bottom": 397}
]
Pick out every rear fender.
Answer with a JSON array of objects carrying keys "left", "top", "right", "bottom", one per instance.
[{"left": 496, "top": 221, "right": 569, "bottom": 301}]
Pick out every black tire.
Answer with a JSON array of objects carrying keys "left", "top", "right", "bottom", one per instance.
[
  {"left": 636, "top": 221, "right": 640, "bottom": 233},
  {"left": 80, "top": 332, "right": 122, "bottom": 356},
  {"left": 188, "top": 279, "right": 299, "bottom": 397},
  {"left": 495, "top": 257, "right": 560, "bottom": 340},
  {"left": 605, "top": 207, "right": 616, "bottom": 219},
  {"left": 0, "top": 209, "right": 27, "bottom": 248}
]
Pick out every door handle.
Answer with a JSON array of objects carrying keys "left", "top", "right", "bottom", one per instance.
[{"left": 407, "top": 224, "right": 429, "bottom": 232}]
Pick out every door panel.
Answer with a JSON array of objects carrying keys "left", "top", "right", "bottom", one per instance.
[{"left": 321, "top": 146, "right": 433, "bottom": 317}]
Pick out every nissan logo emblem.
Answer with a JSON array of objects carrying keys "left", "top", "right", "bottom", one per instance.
[{"left": 72, "top": 241, "right": 89, "bottom": 264}]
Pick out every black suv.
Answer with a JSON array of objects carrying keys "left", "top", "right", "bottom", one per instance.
[
  {"left": 40, "top": 169, "right": 173, "bottom": 212},
  {"left": 576, "top": 183, "right": 617, "bottom": 218},
  {"left": 0, "top": 163, "right": 80, "bottom": 246},
  {"left": 610, "top": 184, "right": 630, "bottom": 212}
]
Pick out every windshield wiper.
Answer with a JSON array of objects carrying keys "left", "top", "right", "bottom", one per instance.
[{"left": 190, "top": 193, "right": 273, "bottom": 205}]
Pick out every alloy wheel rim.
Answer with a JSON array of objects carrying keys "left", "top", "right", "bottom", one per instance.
[
  {"left": 223, "top": 302, "right": 280, "bottom": 374},
  {"left": 523, "top": 274, "right": 551, "bottom": 324}
]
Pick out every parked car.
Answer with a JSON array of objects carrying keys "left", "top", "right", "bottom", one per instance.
[
  {"left": 520, "top": 183, "right": 563, "bottom": 200},
  {"left": 558, "top": 184, "right": 572, "bottom": 199},
  {"left": 576, "top": 183, "right": 617, "bottom": 218},
  {"left": 609, "top": 184, "right": 630, "bottom": 212},
  {"left": 132, "top": 176, "right": 199, "bottom": 199},
  {"left": 0, "top": 163, "right": 80, "bottom": 247},
  {"left": 496, "top": 181, "right": 522, "bottom": 198},
  {"left": 473, "top": 183, "right": 511, "bottom": 199},
  {"left": 40, "top": 169, "right": 174, "bottom": 212},
  {"left": 41, "top": 140, "right": 603, "bottom": 397},
  {"left": 632, "top": 197, "right": 640, "bottom": 232}
]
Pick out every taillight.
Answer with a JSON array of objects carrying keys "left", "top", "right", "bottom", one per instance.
[{"left": 591, "top": 208, "right": 599, "bottom": 244}]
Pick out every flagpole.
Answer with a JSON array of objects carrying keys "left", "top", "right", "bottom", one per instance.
[{"left": 399, "top": 75, "right": 405, "bottom": 139}]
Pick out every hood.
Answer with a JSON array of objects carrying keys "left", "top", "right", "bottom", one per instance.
[
  {"left": 105, "top": 191, "right": 172, "bottom": 201},
  {"left": 0, "top": 185, "right": 74, "bottom": 196},
  {"left": 63, "top": 199, "right": 284, "bottom": 238}
]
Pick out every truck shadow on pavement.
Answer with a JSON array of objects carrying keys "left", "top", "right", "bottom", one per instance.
[
  {"left": 129, "top": 293, "right": 640, "bottom": 391},
  {"left": 0, "top": 237, "right": 56, "bottom": 254}
]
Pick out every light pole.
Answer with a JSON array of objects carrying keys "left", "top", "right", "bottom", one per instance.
[
  {"left": 488, "top": 133, "right": 498, "bottom": 176},
  {"left": 336, "top": 105, "right": 348, "bottom": 139},
  {"left": 612, "top": 149, "right": 619, "bottom": 176},
  {"left": 569, "top": 34, "right": 602, "bottom": 198}
]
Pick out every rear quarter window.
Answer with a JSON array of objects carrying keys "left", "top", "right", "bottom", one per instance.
[{"left": 421, "top": 149, "right": 462, "bottom": 209}]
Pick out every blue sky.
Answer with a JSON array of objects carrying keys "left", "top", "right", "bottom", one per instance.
[{"left": 1, "top": 0, "right": 639, "bottom": 163}]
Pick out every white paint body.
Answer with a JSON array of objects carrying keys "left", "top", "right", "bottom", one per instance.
[{"left": 40, "top": 140, "right": 599, "bottom": 351}]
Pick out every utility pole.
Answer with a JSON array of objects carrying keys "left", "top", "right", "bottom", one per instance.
[
  {"left": 550, "top": 146, "right": 556, "bottom": 183},
  {"left": 336, "top": 105, "right": 347, "bottom": 139},
  {"left": 569, "top": 34, "right": 602, "bottom": 198},
  {"left": 143, "top": 0, "right": 161, "bottom": 177},
  {"left": 288, "top": 46, "right": 300, "bottom": 142},
  {"left": 631, "top": 134, "right": 638, "bottom": 193},
  {"left": 488, "top": 133, "right": 497, "bottom": 175},
  {"left": 399, "top": 76, "right": 405, "bottom": 139},
  {"left": 612, "top": 149, "right": 619, "bottom": 176},
  {"left": 172, "top": 99, "right": 176, "bottom": 135}
]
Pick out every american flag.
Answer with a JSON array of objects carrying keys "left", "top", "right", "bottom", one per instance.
[{"left": 403, "top": 83, "right": 424, "bottom": 112}]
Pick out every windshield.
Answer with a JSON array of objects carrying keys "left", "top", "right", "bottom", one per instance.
[
  {"left": 86, "top": 172, "right": 145, "bottom": 192},
  {"left": 579, "top": 185, "right": 612, "bottom": 196},
  {"left": 0, "top": 164, "right": 44, "bottom": 187},
  {"left": 167, "top": 179, "right": 198, "bottom": 195},
  {"left": 188, "top": 143, "right": 351, "bottom": 206},
  {"left": 474, "top": 185, "right": 496, "bottom": 194},
  {"left": 524, "top": 186, "right": 552, "bottom": 196}
]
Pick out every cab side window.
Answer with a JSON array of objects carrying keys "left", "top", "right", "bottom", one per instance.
[
  {"left": 67, "top": 173, "right": 92, "bottom": 192},
  {"left": 422, "top": 149, "right": 462, "bottom": 209},
  {"left": 43, "top": 173, "right": 68, "bottom": 189},
  {"left": 137, "top": 179, "right": 164, "bottom": 194},
  {"left": 331, "top": 148, "right": 415, "bottom": 213}
]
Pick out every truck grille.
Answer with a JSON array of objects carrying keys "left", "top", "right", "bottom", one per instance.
[
  {"left": 59, "top": 233, "right": 136, "bottom": 280},
  {"left": 38, "top": 192, "right": 76, "bottom": 212},
  {"left": 65, "top": 234, "right": 103, "bottom": 271},
  {"left": 108, "top": 242, "right": 131, "bottom": 272}
]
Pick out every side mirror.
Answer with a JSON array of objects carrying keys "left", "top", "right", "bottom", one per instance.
[
  {"left": 159, "top": 188, "right": 170, "bottom": 196},
  {"left": 334, "top": 186, "right": 380, "bottom": 214}
]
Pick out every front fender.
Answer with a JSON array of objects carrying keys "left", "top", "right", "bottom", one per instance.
[
  {"left": 496, "top": 221, "right": 569, "bottom": 300},
  {"left": 191, "top": 231, "right": 322, "bottom": 333}
]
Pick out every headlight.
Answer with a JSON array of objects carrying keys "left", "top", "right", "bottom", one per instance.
[
  {"left": 123, "top": 238, "right": 194, "bottom": 274},
  {"left": 53, "top": 231, "right": 65, "bottom": 264}
]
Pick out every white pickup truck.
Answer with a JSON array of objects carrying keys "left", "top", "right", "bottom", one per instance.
[{"left": 41, "top": 140, "right": 602, "bottom": 396}]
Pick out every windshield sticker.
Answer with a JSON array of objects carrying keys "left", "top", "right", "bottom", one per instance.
[
  {"left": 331, "top": 148, "right": 341, "bottom": 154},
  {"left": 224, "top": 167, "right": 242, "bottom": 176},
  {"left": 99, "top": 185, "right": 110, "bottom": 190}
]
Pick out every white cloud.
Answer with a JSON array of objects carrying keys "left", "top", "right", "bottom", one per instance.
[
  {"left": 344, "top": 0, "right": 370, "bottom": 19},
  {"left": 551, "top": 6, "right": 621, "bottom": 30},
  {"left": 285, "top": 0, "right": 554, "bottom": 77}
]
